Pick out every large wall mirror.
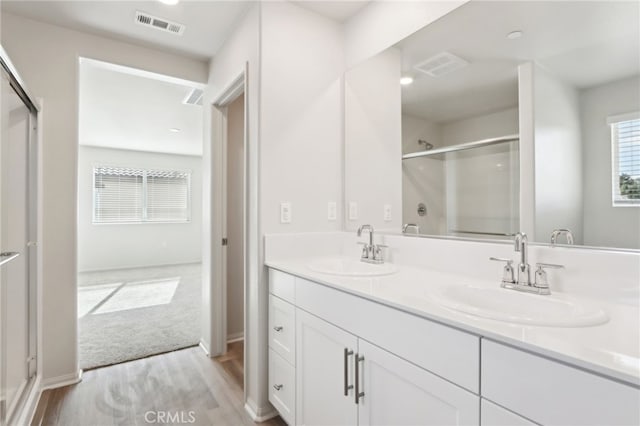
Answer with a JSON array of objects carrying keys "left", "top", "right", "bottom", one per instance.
[{"left": 344, "top": 0, "right": 640, "bottom": 251}]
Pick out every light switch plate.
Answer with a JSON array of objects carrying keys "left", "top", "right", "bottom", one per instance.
[
  {"left": 328, "top": 201, "right": 337, "bottom": 221},
  {"left": 349, "top": 202, "right": 358, "bottom": 221},
  {"left": 280, "top": 202, "right": 292, "bottom": 224},
  {"left": 383, "top": 204, "right": 392, "bottom": 222}
]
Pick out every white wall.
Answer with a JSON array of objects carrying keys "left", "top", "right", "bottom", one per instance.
[
  {"left": 345, "top": 48, "right": 402, "bottom": 232},
  {"left": 77, "top": 146, "right": 202, "bottom": 272},
  {"left": 0, "top": 12, "right": 207, "bottom": 382},
  {"left": 581, "top": 75, "right": 640, "bottom": 249},
  {"left": 344, "top": 0, "right": 468, "bottom": 68},
  {"left": 533, "top": 65, "right": 584, "bottom": 245},
  {"left": 260, "top": 1, "right": 344, "bottom": 234},
  {"left": 441, "top": 107, "right": 519, "bottom": 146}
]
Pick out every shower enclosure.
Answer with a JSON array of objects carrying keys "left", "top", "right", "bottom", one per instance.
[
  {"left": 0, "top": 47, "right": 39, "bottom": 426},
  {"left": 402, "top": 135, "right": 520, "bottom": 238}
]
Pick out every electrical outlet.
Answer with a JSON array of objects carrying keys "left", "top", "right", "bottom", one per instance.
[
  {"left": 280, "top": 202, "right": 292, "bottom": 224},
  {"left": 349, "top": 202, "right": 358, "bottom": 221},
  {"left": 328, "top": 201, "right": 337, "bottom": 221},
  {"left": 383, "top": 204, "right": 392, "bottom": 222}
]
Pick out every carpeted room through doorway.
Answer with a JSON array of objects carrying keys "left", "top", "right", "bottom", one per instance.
[{"left": 77, "top": 263, "right": 201, "bottom": 370}]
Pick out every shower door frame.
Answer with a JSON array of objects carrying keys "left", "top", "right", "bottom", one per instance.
[{"left": 0, "top": 45, "right": 42, "bottom": 426}]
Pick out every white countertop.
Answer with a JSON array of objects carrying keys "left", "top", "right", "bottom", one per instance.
[{"left": 266, "top": 258, "right": 640, "bottom": 387}]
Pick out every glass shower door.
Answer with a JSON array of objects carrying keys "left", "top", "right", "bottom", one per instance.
[{"left": 0, "top": 65, "right": 37, "bottom": 426}]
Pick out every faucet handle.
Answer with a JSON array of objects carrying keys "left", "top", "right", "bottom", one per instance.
[
  {"left": 489, "top": 257, "right": 513, "bottom": 264},
  {"left": 489, "top": 257, "right": 515, "bottom": 287},
  {"left": 534, "top": 263, "right": 564, "bottom": 294},
  {"left": 535, "top": 262, "right": 564, "bottom": 269}
]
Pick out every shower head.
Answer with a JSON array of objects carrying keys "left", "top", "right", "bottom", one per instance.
[{"left": 418, "top": 139, "right": 434, "bottom": 150}]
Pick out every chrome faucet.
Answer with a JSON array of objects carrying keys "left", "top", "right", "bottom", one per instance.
[
  {"left": 357, "top": 224, "right": 386, "bottom": 264},
  {"left": 490, "top": 231, "right": 563, "bottom": 295},
  {"left": 514, "top": 232, "right": 530, "bottom": 286},
  {"left": 551, "top": 229, "right": 574, "bottom": 246},
  {"left": 402, "top": 223, "right": 420, "bottom": 234}
]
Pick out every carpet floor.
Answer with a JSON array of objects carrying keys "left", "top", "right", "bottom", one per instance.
[{"left": 78, "top": 263, "right": 201, "bottom": 370}]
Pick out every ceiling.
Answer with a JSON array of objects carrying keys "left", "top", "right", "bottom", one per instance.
[
  {"left": 292, "top": 1, "right": 369, "bottom": 22},
  {"left": 1, "top": 0, "right": 253, "bottom": 60},
  {"left": 398, "top": 0, "right": 640, "bottom": 123},
  {"left": 79, "top": 60, "right": 203, "bottom": 156}
]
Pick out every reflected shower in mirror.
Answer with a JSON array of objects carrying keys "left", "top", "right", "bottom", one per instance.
[{"left": 343, "top": 0, "right": 640, "bottom": 250}]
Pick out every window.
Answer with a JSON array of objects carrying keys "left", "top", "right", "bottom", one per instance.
[
  {"left": 93, "top": 166, "right": 191, "bottom": 223},
  {"left": 609, "top": 112, "right": 640, "bottom": 206}
]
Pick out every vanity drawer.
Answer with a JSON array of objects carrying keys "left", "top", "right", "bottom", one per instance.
[
  {"left": 269, "top": 295, "right": 296, "bottom": 365},
  {"left": 269, "top": 349, "right": 296, "bottom": 425},
  {"left": 269, "top": 269, "right": 295, "bottom": 303},
  {"left": 295, "top": 276, "right": 480, "bottom": 393},
  {"left": 482, "top": 340, "right": 640, "bottom": 426}
]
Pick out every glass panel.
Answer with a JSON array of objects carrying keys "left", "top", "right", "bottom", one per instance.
[
  {"left": 1, "top": 72, "right": 35, "bottom": 424},
  {"left": 402, "top": 140, "right": 519, "bottom": 239}
]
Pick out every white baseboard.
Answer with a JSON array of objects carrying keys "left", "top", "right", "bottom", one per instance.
[
  {"left": 13, "top": 375, "right": 41, "bottom": 426},
  {"left": 40, "top": 369, "right": 83, "bottom": 391},
  {"left": 227, "top": 332, "right": 244, "bottom": 343},
  {"left": 198, "top": 339, "right": 211, "bottom": 356},
  {"left": 244, "top": 400, "right": 278, "bottom": 423}
]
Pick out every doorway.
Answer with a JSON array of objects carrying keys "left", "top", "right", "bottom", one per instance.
[
  {"left": 76, "top": 58, "right": 205, "bottom": 370},
  {"left": 211, "top": 77, "right": 246, "bottom": 390}
]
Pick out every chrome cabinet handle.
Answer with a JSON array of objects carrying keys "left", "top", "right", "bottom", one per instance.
[
  {"left": 354, "top": 354, "right": 364, "bottom": 404},
  {"left": 0, "top": 252, "right": 20, "bottom": 268},
  {"left": 343, "top": 348, "right": 354, "bottom": 396},
  {"left": 273, "top": 326, "right": 283, "bottom": 332},
  {"left": 273, "top": 384, "right": 283, "bottom": 391}
]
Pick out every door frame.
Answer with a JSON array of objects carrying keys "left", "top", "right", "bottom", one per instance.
[{"left": 209, "top": 65, "right": 249, "bottom": 370}]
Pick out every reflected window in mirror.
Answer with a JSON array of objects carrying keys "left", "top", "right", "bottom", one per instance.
[{"left": 609, "top": 113, "right": 640, "bottom": 207}]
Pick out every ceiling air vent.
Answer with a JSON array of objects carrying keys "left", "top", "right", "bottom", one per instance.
[
  {"left": 135, "top": 11, "right": 185, "bottom": 36},
  {"left": 183, "top": 88, "right": 204, "bottom": 106},
  {"left": 414, "top": 52, "right": 469, "bottom": 78}
]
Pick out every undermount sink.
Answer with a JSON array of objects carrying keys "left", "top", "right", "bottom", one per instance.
[
  {"left": 434, "top": 285, "right": 609, "bottom": 327},
  {"left": 307, "top": 257, "right": 398, "bottom": 277}
]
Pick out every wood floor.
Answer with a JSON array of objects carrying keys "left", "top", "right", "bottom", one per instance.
[{"left": 32, "top": 344, "right": 285, "bottom": 426}]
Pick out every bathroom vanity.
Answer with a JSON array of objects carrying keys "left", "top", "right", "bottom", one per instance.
[{"left": 264, "top": 233, "right": 640, "bottom": 426}]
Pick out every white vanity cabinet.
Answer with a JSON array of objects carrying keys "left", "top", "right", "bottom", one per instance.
[
  {"left": 296, "top": 309, "right": 358, "bottom": 425},
  {"left": 481, "top": 340, "right": 640, "bottom": 426},
  {"left": 358, "top": 339, "right": 479, "bottom": 425},
  {"left": 267, "top": 267, "right": 640, "bottom": 426},
  {"left": 295, "top": 308, "right": 479, "bottom": 426},
  {"left": 269, "top": 268, "right": 480, "bottom": 425},
  {"left": 268, "top": 271, "right": 297, "bottom": 425}
]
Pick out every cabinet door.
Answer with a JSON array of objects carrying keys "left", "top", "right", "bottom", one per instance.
[
  {"left": 296, "top": 309, "right": 358, "bottom": 426},
  {"left": 358, "top": 339, "right": 479, "bottom": 426},
  {"left": 480, "top": 399, "right": 536, "bottom": 426}
]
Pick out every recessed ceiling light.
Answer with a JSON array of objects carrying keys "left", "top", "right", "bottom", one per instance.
[
  {"left": 507, "top": 30, "right": 523, "bottom": 40},
  {"left": 158, "top": 0, "right": 179, "bottom": 5},
  {"left": 400, "top": 76, "right": 414, "bottom": 86},
  {"left": 169, "top": 128, "right": 181, "bottom": 133}
]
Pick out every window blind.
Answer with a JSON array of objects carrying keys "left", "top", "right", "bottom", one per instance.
[
  {"left": 93, "top": 166, "right": 191, "bottom": 223},
  {"left": 146, "top": 170, "right": 190, "bottom": 222},
  {"left": 610, "top": 114, "right": 640, "bottom": 206}
]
